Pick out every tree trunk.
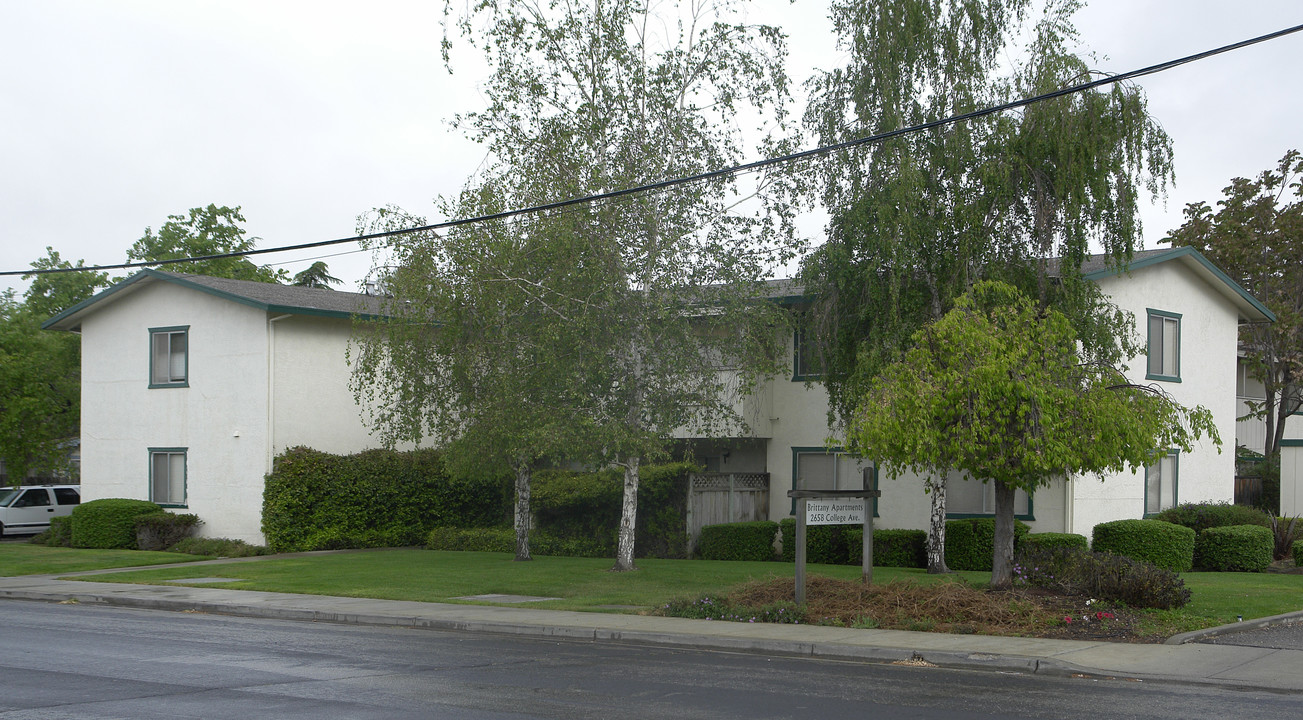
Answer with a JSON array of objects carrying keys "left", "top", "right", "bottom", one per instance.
[
  {"left": 990, "top": 480, "right": 1017, "bottom": 590},
  {"left": 612, "top": 456, "right": 640, "bottom": 572},
  {"left": 926, "top": 477, "right": 950, "bottom": 573},
  {"left": 513, "top": 464, "right": 532, "bottom": 562}
]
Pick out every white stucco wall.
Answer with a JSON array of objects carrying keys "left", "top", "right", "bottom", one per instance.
[
  {"left": 1082, "top": 261, "right": 1240, "bottom": 534},
  {"left": 79, "top": 282, "right": 272, "bottom": 543}
]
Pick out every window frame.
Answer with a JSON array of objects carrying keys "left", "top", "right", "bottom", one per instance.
[
  {"left": 1143, "top": 449, "right": 1180, "bottom": 517},
  {"left": 789, "top": 446, "right": 878, "bottom": 517},
  {"left": 149, "top": 447, "right": 188, "bottom": 508},
  {"left": 149, "top": 326, "right": 190, "bottom": 388},
  {"left": 1145, "top": 309, "right": 1181, "bottom": 383},
  {"left": 792, "top": 327, "right": 823, "bottom": 381},
  {"left": 945, "top": 477, "right": 1035, "bottom": 521}
]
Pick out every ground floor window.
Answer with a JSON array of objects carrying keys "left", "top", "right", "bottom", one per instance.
[
  {"left": 791, "top": 447, "right": 877, "bottom": 516},
  {"left": 1145, "top": 450, "right": 1179, "bottom": 516},
  {"left": 946, "top": 475, "right": 1032, "bottom": 519},
  {"left": 150, "top": 448, "right": 187, "bottom": 507}
]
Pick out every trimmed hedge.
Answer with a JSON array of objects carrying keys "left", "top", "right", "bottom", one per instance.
[
  {"left": 134, "top": 512, "right": 202, "bottom": 551},
  {"left": 263, "top": 447, "right": 512, "bottom": 552},
  {"left": 1092, "top": 519, "right": 1195, "bottom": 572},
  {"left": 778, "top": 519, "right": 849, "bottom": 564},
  {"left": 1195, "top": 524, "right": 1273, "bottom": 572},
  {"left": 1154, "top": 502, "right": 1270, "bottom": 533},
  {"left": 169, "top": 537, "right": 271, "bottom": 557},
  {"left": 33, "top": 516, "right": 74, "bottom": 547},
  {"left": 697, "top": 521, "right": 779, "bottom": 561},
  {"left": 777, "top": 521, "right": 927, "bottom": 568},
  {"left": 70, "top": 499, "right": 162, "bottom": 549},
  {"left": 944, "top": 518, "right": 1030, "bottom": 571},
  {"left": 1015, "top": 545, "right": 1191, "bottom": 609},
  {"left": 1022, "top": 532, "right": 1089, "bottom": 552},
  {"left": 1295, "top": 538, "right": 1303, "bottom": 567},
  {"left": 427, "top": 527, "right": 515, "bottom": 553}
]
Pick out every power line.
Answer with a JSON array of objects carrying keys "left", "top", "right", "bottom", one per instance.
[{"left": 6, "top": 21, "right": 1301, "bottom": 279}]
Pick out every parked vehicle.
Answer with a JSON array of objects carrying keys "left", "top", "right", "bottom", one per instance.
[{"left": 0, "top": 485, "right": 81, "bottom": 537}]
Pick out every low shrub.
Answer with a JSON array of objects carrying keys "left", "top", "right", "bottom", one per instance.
[
  {"left": 169, "top": 537, "right": 271, "bottom": 557},
  {"left": 1295, "top": 539, "right": 1303, "bottom": 567},
  {"left": 659, "top": 596, "right": 803, "bottom": 624},
  {"left": 1021, "top": 532, "right": 1089, "bottom": 552},
  {"left": 1092, "top": 519, "right": 1194, "bottom": 572},
  {"left": 1269, "top": 515, "right": 1303, "bottom": 561},
  {"left": 1195, "top": 524, "right": 1273, "bottom": 572},
  {"left": 426, "top": 526, "right": 515, "bottom": 553},
  {"left": 531, "top": 531, "right": 613, "bottom": 558},
  {"left": 778, "top": 519, "right": 852, "bottom": 564},
  {"left": 134, "top": 512, "right": 203, "bottom": 551},
  {"left": 71, "top": 499, "right": 162, "bottom": 549},
  {"left": 944, "top": 518, "right": 1030, "bottom": 571},
  {"left": 697, "top": 521, "right": 779, "bottom": 561},
  {"left": 844, "top": 528, "right": 928, "bottom": 568},
  {"left": 30, "top": 516, "right": 74, "bottom": 547},
  {"left": 1014, "top": 545, "right": 1192, "bottom": 609},
  {"left": 1153, "top": 502, "right": 1270, "bottom": 533}
]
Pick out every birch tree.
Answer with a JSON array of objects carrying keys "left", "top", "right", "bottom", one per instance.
[
  {"left": 363, "top": 0, "right": 800, "bottom": 572},
  {"left": 800, "top": 0, "right": 1171, "bottom": 571},
  {"left": 850, "top": 282, "right": 1218, "bottom": 589}
]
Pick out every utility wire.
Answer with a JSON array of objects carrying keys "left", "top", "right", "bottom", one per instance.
[{"left": 6, "top": 21, "right": 1301, "bottom": 279}]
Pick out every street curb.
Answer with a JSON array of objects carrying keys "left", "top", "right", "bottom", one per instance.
[{"left": 1164, "top": 609, "right": 1303, "bottom": 645}]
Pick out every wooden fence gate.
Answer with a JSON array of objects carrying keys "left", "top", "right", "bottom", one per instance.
[{"left": 686, "top": 472, "right": 770, "bottom": 554}]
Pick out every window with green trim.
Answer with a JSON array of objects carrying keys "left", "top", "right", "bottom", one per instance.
[
  {"left": 1146, "top": 310, "right": 1180, "bottom": 382},
  {"left": 792, "top": 328, "right": 823, "bottom": 380},
  {"left": 946, "top": 475, "right": 1033, "bottom": 520},
  {"left": 1144, "top": 450, "right": 1179, "bottom": 516},
  {"left": 150, "top": 448, "right": 187, "bottom": 507},
  {"left": 149, "top": 326, "right": 189, "bottom": 387},
  {"left": 790, "top": 447, "right": 877, "bottom": 516}
]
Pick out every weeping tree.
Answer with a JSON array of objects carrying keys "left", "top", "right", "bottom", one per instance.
[
  {"left": 850, "top": 282, "right": 1219, "bottom": 589},
  {"left": 349, "top": 201, "right": 611, "bottom": 561},
  {"left": 800, "top": 0, "right": 1172, "bottom": 571},
  {"left": 363, "top": 0, "right": 803, "bottom": 572}
]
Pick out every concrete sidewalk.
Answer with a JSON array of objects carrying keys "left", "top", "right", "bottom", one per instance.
[{"left": 2, "top": 565, "right": 1301, "bottom": 694}]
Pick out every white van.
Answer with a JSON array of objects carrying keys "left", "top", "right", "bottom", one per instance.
[{"left": 0, "top": 485, "right": 81, "bottom": 537}]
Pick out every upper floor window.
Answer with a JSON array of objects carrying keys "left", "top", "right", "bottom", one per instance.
[
  {"left": 150, "top": 326, "right": 189, "bottom": 388},
  {"left": 792, "top": 328, "right": 823, "bottom": 381},
  {"left": 1146, "top": 310, "right": 1180, "bottom": 382}
]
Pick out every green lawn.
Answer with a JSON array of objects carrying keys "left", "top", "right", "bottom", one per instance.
[
  {"left": 6, "top": 545, "right": 1301, "bottom": 632},
  {"left": 0, "top": 543, "right": 208, "bottom": 576}
]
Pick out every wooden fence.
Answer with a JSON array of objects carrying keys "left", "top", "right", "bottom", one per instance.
[{"left": 686, "top": 472, "right": 770, "bottom": 554}]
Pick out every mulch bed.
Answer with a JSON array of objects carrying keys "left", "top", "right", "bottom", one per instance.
[{"left": 717, "top": 576, "right": 1160, "bottom": 643}]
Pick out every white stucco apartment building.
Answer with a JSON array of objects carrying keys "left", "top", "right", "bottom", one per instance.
[{"left": 44, "top": 247, "right": 1273, "bottom": 543}]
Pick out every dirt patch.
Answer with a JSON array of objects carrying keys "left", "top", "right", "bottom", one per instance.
[{"left": 709, "top": 576, "right": 1161, "bottom": 643}]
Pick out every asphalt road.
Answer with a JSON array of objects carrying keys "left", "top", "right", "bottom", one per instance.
[
  {"left": 2, "top": 600, "right": 1300, "bottom": 719},
  {"left": 1199, "top": 620, "right": 1303, "bottom": 650}
]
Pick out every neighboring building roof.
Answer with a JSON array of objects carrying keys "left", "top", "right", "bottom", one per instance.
[
  {"left": 42, "top": 269, "right": 385, "bottom": 331},
  {"left": 1076, "top": 246, "right": 1275, "bottom": 324}
]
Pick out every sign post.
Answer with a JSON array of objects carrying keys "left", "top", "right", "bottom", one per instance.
[{"left": 787, "top": 475, "right": 881, "bottom": 604}]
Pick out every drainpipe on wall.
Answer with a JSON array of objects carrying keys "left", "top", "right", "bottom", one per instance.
[
  {"left": 267, "top": 314, "right": 293, "bottom": 473},
  {"left": 1064, "top": 476, "right": 1075, "bottom": 537}
]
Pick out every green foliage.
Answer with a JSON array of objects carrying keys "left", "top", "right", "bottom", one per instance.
[
  {"left": 0, "top": 291, "right": 81, "bottom": 484},
  {"left": 1294, "top": 539, "right": 1303, "bottom": 567},
  {"left": 262, "top": 446, "right": 511, "bottom": 553},
  {"left": 1022, "top": 532, "right": 1089, "bottom": 552},
  {"left": 168, "top": 537, "right": 270, "bottom": 557},
  {"left": 1269, "top": 515, "right": 1303, "bottom": 561},
  {"left": 944, "top": 518, "right": 1030, "bottom": 571},
  {"left": 658, "top": 596, "right": 804, "bottom": 624},
  {"left": 426, "top": 527, "right": 515, "bottom": 553},
  {"left": 70, "top": 498, "right": 162, "bottom": 549},
  {"left": 697, "top": 521, "right": 779, "bottom": 562},
  {"left": 1092, "top": 519, "right": 1195, "bottom": 573},
  {"left": 1165, "top": 149, "right": 1303, "bottom": 461},
  {"left": 1153, "top": 502, "right": 1270, "bottom": 533},
  {"left": 1195, "top": 525, "right": 1274, "bottom": 572},
  {"left": 533, "top": 469, "right": 621, "bottom": 546},
  {"left": 22, "top": 247, "right": 109, "bottom": 319},
  {"left": 778, "top": 520, "right": 927, "bottom": 568},
  {"left": 127, "top": 205, "right": 287, "bottom": 283},
  {"left": 1014, "top": 545, "right": 1192, "bottom": 610},
  {"left": 777, "top": 519, "right": 851, "bottom": 564},
  {"left": 133, "top": 512, "right": 203, "bottom": 551},
  {"left": 30, "top": 515, "right": 73, "bottom": 547},
  {"left": 290, "top": 261, "right": 341, "bottom": 288}
]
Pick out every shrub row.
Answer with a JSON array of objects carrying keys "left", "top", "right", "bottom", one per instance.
[
  {"left": 70, "top": 498, "right": 162, "bottom": 549},
  {"left": 697, "top": 521, "right": 779, "bottom": 561},
  {"left": 1092, "top": 519, "right": 1194, "bottom": 572},
  {"left": 1015, "top": 545, "right": 1191, "bottom": 609}
]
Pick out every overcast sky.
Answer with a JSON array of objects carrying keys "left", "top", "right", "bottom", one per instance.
[{"left": 3, "top": 1, "right": 1300, "bottom": 299}]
